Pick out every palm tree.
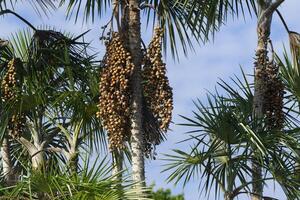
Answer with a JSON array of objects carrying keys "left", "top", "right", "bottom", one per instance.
[
  {"left": 0, "top": 24, "right": 104, "bottom": 176},
  {"left": 56, "top": 0, "right": 200, "bottom": 190},
  {"left": 251, "top": 2, "right": 285, "bottom": 198},
  {"left": 0, "top": 0, "right": 57, "bottom": 186},
  {"left": 163, "top": 70, "right": 300, "bottom": 199},
  {"left": 55, "top": 1, "right": 260, "bottom": 191},
  {"left": 184, "top": 1, "right": 288, "bottom": 198}
]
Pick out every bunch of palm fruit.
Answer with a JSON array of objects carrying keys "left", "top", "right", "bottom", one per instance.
[
  {"left": 255, "top": 48, "right": 284, "bottom": 130},
  {"left": 97, "top": 27, "right": 173, "bottom": 156},
  {"left": 1, "top": 59, "right": 18, "bottom": 101},
  {"left": 8, "top": 114, "right": 26, "bottom": 138},
  {"left": 1, "top": 58, "right": 25, "bottom": 138},
  {"left": 97, "top": 32, "right": 134, "bottom": 150},
  {"left": 142, "top": 27, "right": 173, "bottom": 132}
]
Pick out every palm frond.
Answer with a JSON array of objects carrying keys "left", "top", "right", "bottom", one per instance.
[
  {"left": 0, "top": 156, "right": 151, "bottom": 200},
  {"left": 59, "top": 0, "right": 111, "bottom": 22},
  {"left": 1, "top": 0, "right": 57, "bottom": 15},
  {"left": 163, "top": 69, "right": 300, "bottom": 199}
]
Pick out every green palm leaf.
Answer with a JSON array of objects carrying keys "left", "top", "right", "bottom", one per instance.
[{"left": 163, "top": 69, "right": 300, "bottom": 199}]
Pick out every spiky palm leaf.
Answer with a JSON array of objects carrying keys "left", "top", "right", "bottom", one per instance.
[
  {"left": 143, "top": 0, "right": 256, "bottom": 57},
  {"left": 279, "top": 49, "right": 300, "bottom": 104},
  {"left": 163, "top": 95, "right": 255, "bottom": 199},
  {"left": 57, "top": 0, "right": 256, "bottom": 58},
  {"left": 0, "top": 156, "right": 151, "bottom": 200}
]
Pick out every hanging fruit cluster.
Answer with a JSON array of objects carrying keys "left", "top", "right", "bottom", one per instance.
[
  {"left": 255, "top": 49, "right": 284, "bottom": 130},
  {"left": 142, "top": 27, "right": 173, "bottom": 158},
  {"left": 1, "top": 59, "right": 18, "bottom": 101},
  {"left": 97, "top": 32, "right": 134, "bottom": 150},
  {"left": 97, "top": 28, "right": 173, "bottom": 155},
  {"left": 1, "top": 58, "right": 25, "bottom": 138},
  {"left": 8, "top": 114, "right": 26, "bottom": 138},
  {"left": 142, "top": 27, "right": 173, "bottom": 132},
  {"left": 263, "top": 61, "right": 284, "bottom": 130}
]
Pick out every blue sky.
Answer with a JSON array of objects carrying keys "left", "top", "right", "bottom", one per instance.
[{"left": 1, "top": 1, "right": 299, "bottom": 199}]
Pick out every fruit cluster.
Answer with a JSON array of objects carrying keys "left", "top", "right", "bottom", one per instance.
[
  {"left": 255, "top": 49, "right": 284, "bottom": 130},
  {"left": 142, "top": 27, "right": 173, "bottom": 132},
  {"left": 264, "top": 62, "right": 284, "bottom": 130},
  {"left": 8, "top": 114, "right": 26, "bottom": 138},
  {"left": 1, "top": 59, "right": 18, "bottom": 101},
  {"left": 97, "top": 32, "right": 134, "bottom": 150},
  {"left": 97, "top": 28, "right": 173, "bottom": 154},
  {"left": 1, "top": 59, "right": 25, "bottom": 138}
]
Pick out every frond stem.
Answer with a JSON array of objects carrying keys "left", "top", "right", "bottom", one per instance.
[
  {"left": 275, "top": 9, "right": 290, "bottom": 33},
  {"left": 0, "top": 9, "right": 37, "bottom": 31}
]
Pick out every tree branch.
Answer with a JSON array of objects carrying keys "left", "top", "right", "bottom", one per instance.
[
  {"left": 139, "top": 3, "right": 156, "bottom": 11},
  {"left": 275, "top": 9, "right": 289, "bottom": 33},
  {"left": 44, "top": 147, "right": 69, "bottom": 159},
  {"left": 46, "top": 147, "right": 69, "bottom": 158},
  {"left": 265, "top": 0, "right": 285, "bottom": 16},
  {"left": 0, "top": 9, "right": 36, "bottom": 31},
  {"left": 17, "top": 137, "right": 38, "bottom": 156},
  {"left": 257, "top": 0, "right": 270, "bottom": 8},
  {"left": 46, "top": 147, "right": 62, "bottom": 153},
  {"left": 113, "top": 0, "right": 121, "bottom": 32}
]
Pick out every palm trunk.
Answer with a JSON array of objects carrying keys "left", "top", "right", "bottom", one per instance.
[
  {"left": 224, "top": 193, "right": 233, "bottom": 200},
  {"left": 31, "top": 149, "right": 44, "bottom": 171},
  {"left": 252, "top": 3, "right": 272, "bottom": 199},
  {"left": 67, "top": 148, "right": 78, "bottom": 174},
  {"left": 31, "top": 114, "right": 45, "bottom": 171},
  {"left": 251, "top": 161, "right": 263, "bottom": 200},
  {"left": 17, "top": 136, "right": 45, "bottom": 171},
  {"left": 252, "top": 1, "right": 284, "bottom": 199},
  {"left": 32, "top": 145, "right": 46, "bottom": 200},
  {"left": 32, "top": 132, "right": 44, "bottom": 171},
  {"left": 128, "top": 0, "right": 146, "bottom": 189},
  {"left": 1, "top": 136, "right": 14, "bottom": 186}
]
